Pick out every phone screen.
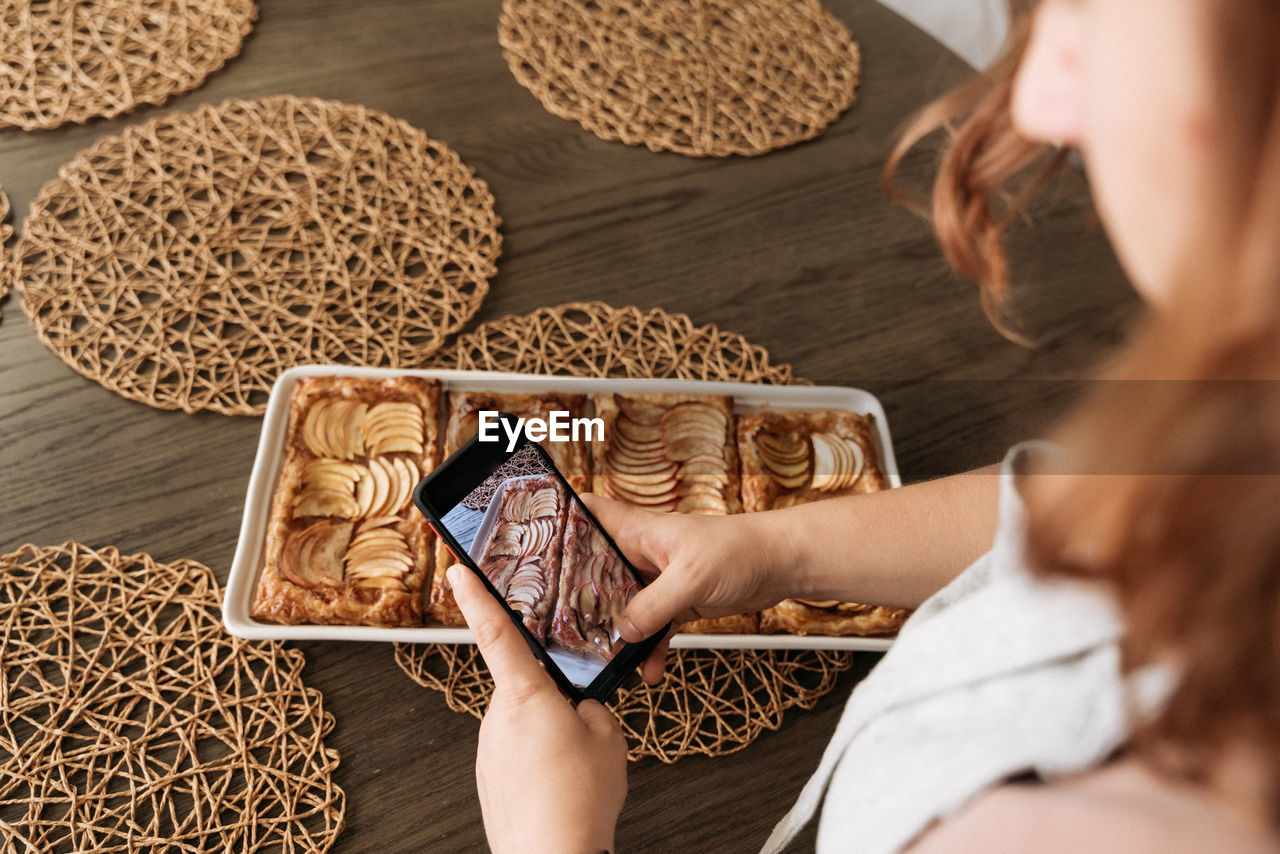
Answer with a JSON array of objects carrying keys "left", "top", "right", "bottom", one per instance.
[{"left": 414, "top": 427, "right": 660, "bottom": 700}]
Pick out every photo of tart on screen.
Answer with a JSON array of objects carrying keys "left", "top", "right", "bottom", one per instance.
[
  {"left": 737, "top": 409, "right": 886, "bottom": 512},
  {"left": 550, "top": 498, "right": 640, "bottom": 662},
  {"left": 470, "top": 471, "right": 568, "bottom": 642},
  {"left": 428, "top": 390, "right": 590, "bottom": 626},
  {"left": 252, "top": 375, "right": 440, "bottom": 627}
]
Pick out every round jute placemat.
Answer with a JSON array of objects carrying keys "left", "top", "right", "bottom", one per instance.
[
  {"left": 403, "top": 301, "right": 854, "bottom": 763},
  {"left": 15, "top": 95, "right": 501, "bottom": 415},
  {"left": 0, "top": 186, "right": 11, "bottom": 319},
  {"left": 498, "top": 0, "right": 861, "bottom": 157},
  {"left": 0, "top": 542, "right": 345, "bottom": 852},
  {"left": 0, "top": 0, "right": 257, "bottom": 131}
]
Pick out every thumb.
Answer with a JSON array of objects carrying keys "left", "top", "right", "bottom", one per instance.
[
  {"left": 448, "top": 564, "right": 554, "bottom": 696},
  {"left": 575, "top": 698, "right": 621, "bottom": 736},
  {"left": 615, "top": 566, "right": 696, "bottom": 643}
]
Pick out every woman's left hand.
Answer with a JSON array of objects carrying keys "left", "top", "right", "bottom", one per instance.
[{"left": 448, "top": 564, "right": 628, "bottom": 854}]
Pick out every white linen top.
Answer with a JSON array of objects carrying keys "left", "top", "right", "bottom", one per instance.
[{"left": 761, "top": 444, "right": 1172, "bottom": 854}]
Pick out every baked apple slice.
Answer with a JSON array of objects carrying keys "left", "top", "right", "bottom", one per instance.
[{"left": 282, "top": 519, "right": 353, "bottom": 587}]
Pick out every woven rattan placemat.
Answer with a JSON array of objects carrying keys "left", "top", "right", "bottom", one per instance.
[
  {"left": 0, "top": 0, "right": 257, "bottom": 130},
  {"left": 499, "top": 0, "right": 861, "bottom": 157},
  {"left": 438, "top": 300, "right": 797, "bottom": 384},
  {"left": 0, "top": 542, "right": 345, "bottom": 852},
  {"left": 0, "top": 186, "right": 10, "bottom": 319},
  {"left": 16, "top": 95, "right": 502, "bottom": 415},
  {"left": 404, "top": 301, "right": 853, "bottom": 763}
]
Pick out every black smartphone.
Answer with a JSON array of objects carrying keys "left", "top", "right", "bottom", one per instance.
[{"left": 413, "top": 413, "right": 667, "bottom": 703}]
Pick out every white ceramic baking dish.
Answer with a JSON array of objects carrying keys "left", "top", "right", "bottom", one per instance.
[{"left": 223, "top": 365, "right": 900, "bottom": 651}]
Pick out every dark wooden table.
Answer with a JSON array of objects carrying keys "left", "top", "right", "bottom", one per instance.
[{"left": 0, "top": 1, "right": 1136, "bottom": 850}]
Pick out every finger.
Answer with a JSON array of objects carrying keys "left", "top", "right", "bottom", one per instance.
[
  {"left": 640, "top": 630, "right": 673, "bottom": 686},
  {"left": 579, "top": 493, "right": 658, "bottom": 572},
  {"left": 449, "top": 565, "right": 555, "bottom": 695},
  {"left": 615, "top": 568, "right": 698, "bottom": 643}
]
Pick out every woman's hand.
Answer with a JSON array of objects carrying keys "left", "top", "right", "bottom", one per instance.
[
  {"left": 585, "top": 468, "right": 1006, "bottom": 684},
  {"left": 449, "top": 564, "right": 628, "bottom": 854},
  {"left": 582, "top": 494, "right": 793, "bottom": 683}
]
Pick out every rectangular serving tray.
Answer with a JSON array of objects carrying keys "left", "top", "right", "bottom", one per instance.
[{"left": 223, "top": 365, "right": 899, "bottom": 652}]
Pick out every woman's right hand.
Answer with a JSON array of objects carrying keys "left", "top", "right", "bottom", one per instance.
[{"left": 581, "top": 493, "right": 793, "bottom": 683}]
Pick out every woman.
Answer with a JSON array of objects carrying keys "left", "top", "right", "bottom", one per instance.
[{"left": 447, "top": 0, "right": 1280, "bottom": 850}]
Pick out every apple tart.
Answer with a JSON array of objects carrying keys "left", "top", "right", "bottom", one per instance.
[
  {"left": 252, "top": 375, "right": 440, "bottom": 627},
  {"left": 737, "top": 409, "right": 886, "bottom": 512},
  {"left": 738, "top": 409, "right": 906, "bottom": 637},
  {"left": 593, "top": 392, "right": 755, "bottom": 633},
  {"left": 429, "top": 390, "right": 590, "bottom": 626}
]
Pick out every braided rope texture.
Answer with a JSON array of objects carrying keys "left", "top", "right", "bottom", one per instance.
[
  {"left": 499, "top": 0, "right": 860, "bottom": 157},
  {"left": 0, "top": 186, "right": 10, "bottom": 320},
  {"left": 404, "top": 301, "right": 850, "bottom": 763},
  {"left": 0, "top": 0, "right": 257, "bottom": 130},
  {"left": 16, "top": 95, "right": 502, "bottom": 415},
  {"left": 0, "top": 543, "right": 345, "bottom": 852}
]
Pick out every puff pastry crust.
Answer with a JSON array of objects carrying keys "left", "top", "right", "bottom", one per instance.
[
  {"left": 679, "top": 613, "right": 760, "bottom": 634},
  {"left": 252, "top": 375, "right": 440, "bottom": 627},
  {"left": 428, "top": 390, "right": 590, "bottom": 626},
  {"left": 759, "top": 599, "right": 908, "bottom": 637}
]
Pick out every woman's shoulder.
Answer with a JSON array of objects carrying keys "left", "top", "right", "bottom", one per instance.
[{"left": 904, "top": 759, "right": 1280, "bottom": 854}]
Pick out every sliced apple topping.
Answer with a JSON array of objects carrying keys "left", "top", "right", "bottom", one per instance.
[
  {"left": 678, "top": 452, "right": 728, "bottom": 477},
  {"left": 363, "top": 401, "right": 424, "bottom": 456},
  {"left": 676, "top": 493, "right": 729, "bottom": 515},
  {"left": 756, "top": 430, "right": 810, "bottom": 489},
  {"left": 505, "top": 557, "right": 546, "bottom": 613},
  {"left": 302, "top": 399, "right": 368, "bottom": 460},
  {"left": 489, "top": 522, "right": 524, "bottom": 556},
  {"left": 344, "top": 523, "right": 412, "bottom": 592},
  {"left": 502, "top": 491, "right": 532, "bottom": 523},
  {"left": 483, "top": 556, "right": 517, "bottom": 594},
  {"left": 354, "top": 456, "right": 419, "bottom": 517},
  {"left": 357, "top": 515, "right": 401, "bottom": 534},
  {"left": 660, "top": 402, "right": 727, "bottom": 462},
  {"left": 529, "top": 488, "right": 559, "bottom": 519},
  {"left": 615, "top": 395, "right": 666, "bottom": 425},
  {"left": 293, "top": 459, "right": 363, "bottom": 518},
  {"left": 678, "top": 475, "right": 725, "bottom": 498},
  {"left": 281, "top": 519, "right": 353, "bottom": 588},
  {"left": 601, "top": 471, "right": 679, "bottom": 511},
  {"left": 603, "top": 397, "right": 735, "bottom": 513},
  {"left": 810, "top": 432, "right": 865, "bottom": 492},
  {"left": 520, "top": 517, "right": 558, "bottom": 556}
]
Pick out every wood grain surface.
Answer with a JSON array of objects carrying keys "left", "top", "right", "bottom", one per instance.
[{"left": 0, "top": 1, "right": 1137, "bottom": 851}]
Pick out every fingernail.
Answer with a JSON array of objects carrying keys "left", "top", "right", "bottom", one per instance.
[
  {"left": 446, "top": 565, "right": 463, "bottom": 589},
  {"left": 617, "top": 615, "right": 641, "bottom": 642}
]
